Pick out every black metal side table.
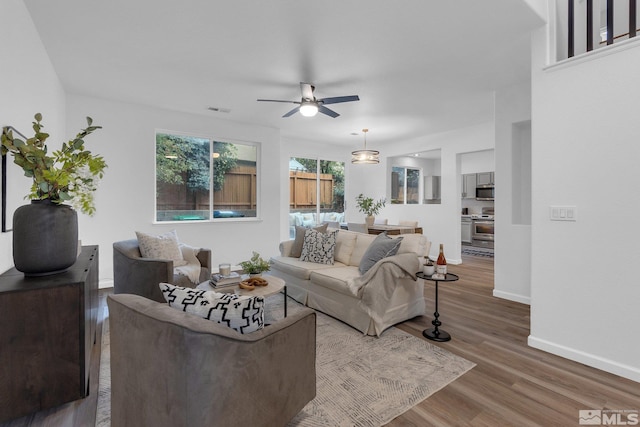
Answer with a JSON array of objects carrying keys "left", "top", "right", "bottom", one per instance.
[{"left": 416, "top": 272, "right": 459, "bottom": 342}]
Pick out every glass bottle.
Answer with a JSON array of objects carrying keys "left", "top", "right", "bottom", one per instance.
[{"left": 436, "top": 244, "right": 447, "bottom": 275}]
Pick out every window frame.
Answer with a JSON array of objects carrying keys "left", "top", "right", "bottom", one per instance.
[
  {"left": 391, "top": 165, "right": 422, "bottom": 205},
  {"left": 154, "top": 129, "right": 262, "bottom": 224}
]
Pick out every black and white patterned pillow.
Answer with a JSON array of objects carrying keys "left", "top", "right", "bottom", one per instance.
[
  {"left": 159, "top": 283, "right": 264, "bottom": 334},
  {"left": 300, "top": 229, "right": 337, "bottom": 264}
]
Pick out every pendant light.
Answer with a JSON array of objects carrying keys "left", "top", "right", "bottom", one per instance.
[{"left": 351, "top": 128, "right": 380, "bottom": 164}]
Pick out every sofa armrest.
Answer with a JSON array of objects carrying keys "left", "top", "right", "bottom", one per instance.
[{"left": 279, "top": 240, "right": 295, "bottom": 257}]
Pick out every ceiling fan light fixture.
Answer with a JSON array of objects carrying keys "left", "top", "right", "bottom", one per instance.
[
  {"left": 351, "top": 129, "right": 380, "bottom": 164},
  {"left": 299, "top": 101, "right": 318, "bottom": 117}
]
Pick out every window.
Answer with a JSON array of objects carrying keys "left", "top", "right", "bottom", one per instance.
[
  {"left": 391, "top": 166, "right": 420, "bottom": 204},
  {"left": 155, "top": 132, "right": 258, "bottom": 222},
  {"left": 288, "top": 157, "right": 345, "bottom": 238}
]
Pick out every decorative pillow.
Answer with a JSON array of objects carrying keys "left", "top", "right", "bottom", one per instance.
[
  {"left": 291, "top": 223, "right": 328, "bottom": 258},
  {"left": 159, "top": 283, "right": 264, "bottom": 334},
  {"left": 300, "top": 229, "right": 337, "bottom": 265},
  {"left": 136, "top": 230, "right": 187, "bottom": 267},
  {"left": 359, "top": 232, "right": 403, "bottom": 275}
]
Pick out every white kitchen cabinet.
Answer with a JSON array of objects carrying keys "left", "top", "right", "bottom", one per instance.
[
  {"left": 461, "top": 219, "right": 473, "bottom": 243},
  {"left": 424, "top": 176, "right": 441, "bottom": 203},
  {"left": 461, "top": 174, "right": 476, "bottom": 199},
  {"left": 477, "top": 172, "right": 494, "bottom": 186}
]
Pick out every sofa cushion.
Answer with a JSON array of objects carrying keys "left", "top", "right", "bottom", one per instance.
[
  {"left": 291, "top": 223, "right": 328, "bottom": 258},
  {"left": 348, "top": 233, "right": 377, "bottom": 267},
  {"left": 359, "top": 232, "right": 403, "bottom": 275},
  {"left": 136, "top": 229, "right": 186, "bottom": 267},
  {"left": 334, "top": 231, "right": 357, "bottom": 265},
  {"left": 309, "top": 266, "right": 362, "bottom": 297},
  {"left": 270, "top": 256, "right": 345, "bottom": 280},
  {"left": 300, "top": 229, "right": 337, "bottom": 264},
  {"left": 159, "top": 283, "right": 264, "bottom": 334},
  {"left": 393, "top": 233, "right": 428, "bottom": 257}
]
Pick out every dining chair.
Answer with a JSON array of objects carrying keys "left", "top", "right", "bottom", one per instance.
[{"left": 347, "top": 223, "right": 369, "bottom": 234}]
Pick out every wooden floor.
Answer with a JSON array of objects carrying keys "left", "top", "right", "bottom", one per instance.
[
  {"left": 388, "top": 254, "right": 640, "bottom": 426},
  {"left": 3, "top": 256, "right": 639, "bottom": 427}
]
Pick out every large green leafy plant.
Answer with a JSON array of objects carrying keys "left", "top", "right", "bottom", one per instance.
[
  {"left": 1, "top": 113, "right": 107, "bottom": 215},
  {"left": 355, "top": 193, "right": 386, "bottom": 217}
]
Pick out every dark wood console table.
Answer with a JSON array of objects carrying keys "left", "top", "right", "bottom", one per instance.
[{"left": 0, "top": 245, "right": 99, "bottom": 422}]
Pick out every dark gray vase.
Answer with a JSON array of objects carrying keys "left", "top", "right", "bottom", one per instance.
[{"left": 13, "top": 199, "right": 78, "bottom": 276}]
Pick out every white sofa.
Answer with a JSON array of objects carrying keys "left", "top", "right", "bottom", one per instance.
[{"left": 270, "top": 228, "right": 431, "bottom": 336}]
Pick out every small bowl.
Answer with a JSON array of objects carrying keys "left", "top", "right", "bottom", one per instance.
[{"left": 423, "top": 265, "right": 435, "bottom": 276}]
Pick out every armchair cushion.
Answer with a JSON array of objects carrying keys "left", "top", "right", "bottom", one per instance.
[
  {"left": 135, "top": 230, "right": 186, "bottom": 266},
  {"left": 160, "top": 283, "right": 264, "bottom": 334}
]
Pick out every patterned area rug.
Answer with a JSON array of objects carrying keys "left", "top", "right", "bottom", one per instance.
[
  {"left": 96, "top": 296, "right": 474, "bottom": 427},
  {"left": 462, "top": 247, "right": 494, "bottom": 258}
]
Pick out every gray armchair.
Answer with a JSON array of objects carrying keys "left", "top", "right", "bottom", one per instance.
[
  {"left": 107, "top": 294, "right": 317, "bottom": 427},
  {"left": 113, "top": 239, "right": 211, "bottom": 303}
]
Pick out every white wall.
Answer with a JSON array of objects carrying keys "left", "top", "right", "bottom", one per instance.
[
  {"left": 494, "top": 82, "right": 533, "bottom": 305},
  {"left": 460, "top": 150, "right": 494, "bottom": 174},
  {"left": 67, "top": 95, "right": 281, "bottom": 287},
  {"left": 0, "top": 0, "right": 66, "bottom": 274},
  {"left": 529, "top": 28, "right": 640, "bottom": 381}
]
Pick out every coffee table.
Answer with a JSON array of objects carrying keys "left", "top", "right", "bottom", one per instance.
[{"left": 197, "top": 274, "right": 288, "bottom": 317}]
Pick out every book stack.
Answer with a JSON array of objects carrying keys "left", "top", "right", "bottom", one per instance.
[{"left": 210, "top": 272, "right": 242, "bottom": 289}]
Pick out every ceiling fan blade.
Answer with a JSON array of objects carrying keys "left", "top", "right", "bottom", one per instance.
[
  {"left": 300, "top": 82, "right": 315, "bottom": 100},
  {"left": 319, "top": 95, "right": 360, "bottom": 105},
  {"left": 283, "top": 106, "right": 301, "bottom": 117},
  {"left": 257, "top": 99, "right": 299, "bottom": 104},
  {"left": 318, "top": 105, "right": 339, "bottom": 118}
]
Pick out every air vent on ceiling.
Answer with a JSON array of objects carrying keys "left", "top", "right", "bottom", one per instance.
[{"left": 207, "top": 107, "right": 231, "bottom": 113}]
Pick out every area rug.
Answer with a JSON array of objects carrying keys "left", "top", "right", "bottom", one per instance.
[
  {"left": 462, "top": 247, "right": 494, "bottom": 258},
  {"left": 96, "top": 296, "right": 474, "bottom": 427}
]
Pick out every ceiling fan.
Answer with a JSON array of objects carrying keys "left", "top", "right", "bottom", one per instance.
[{"left": 257, "top": 82, "right": 359, "bottom": 118}]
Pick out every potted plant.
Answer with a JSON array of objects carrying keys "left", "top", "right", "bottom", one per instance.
[
  {"left": 355, "top": 193, "right": 386, "bottom": 226},
  {"left": 239, "top": 251, "right": 271, "bottom": 276},
  {"left": 1, "top": 113, "right": 107, "bottom": 275}
]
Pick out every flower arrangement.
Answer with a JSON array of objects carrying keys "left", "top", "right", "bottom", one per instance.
[
  {"left": 1, "top": 113, "right": 107, "bottom": 216},
  {"left": 239, "top": 251, "right": 271, "bottom": 275},
  {"left": 355, "top": 193, "right": 386, "bottom": 217}
]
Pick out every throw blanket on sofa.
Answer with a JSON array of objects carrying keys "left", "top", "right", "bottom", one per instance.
[
  {"left": 347, "top": 252, "right": 420, "bottom": 336},
  {"left": 174, "top": 244, "right": 202, "bottom": 284}
]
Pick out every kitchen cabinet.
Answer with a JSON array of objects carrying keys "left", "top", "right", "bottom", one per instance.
[
  {"left": 461, "top": 218, "right": 473, "bottom": 243},
  {"left": 477, "top": 172, "right": 495, "bottom": 186},
  {"left": 0, "top": 246, "right": 99, "bottom": 422},
  {"left": 424, "top": 175, "right": 441, "bottom": 202},
  {"left": 461, "top": 173, "right": 476, "bottom": 199}
]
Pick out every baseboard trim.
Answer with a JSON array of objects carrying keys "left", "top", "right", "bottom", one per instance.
[
  {"left": 528, "top": 335, "right": 640, "bottom": 383},
  {"left": 493, "top": 289, "right": 530, "bottom": 305},
  {"left": 99, "top": 279, "right": 114, "bottom": 289}
]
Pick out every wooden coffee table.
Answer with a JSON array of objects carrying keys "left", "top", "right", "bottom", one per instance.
[{"left": 197, "top": 274, "right": 288, "bottom": 317}]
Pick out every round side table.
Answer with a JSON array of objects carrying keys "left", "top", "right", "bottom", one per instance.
[{"left": 416, "top": 272, "right": 459, "bottom": 342}]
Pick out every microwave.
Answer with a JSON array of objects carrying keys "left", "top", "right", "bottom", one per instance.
[{"left": 475, "top": 185, "right": 494, "bottom": 201}]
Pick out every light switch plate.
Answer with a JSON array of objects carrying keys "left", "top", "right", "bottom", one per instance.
[{"left": 550, "top": 206, "right": 577, "bottom": 221}]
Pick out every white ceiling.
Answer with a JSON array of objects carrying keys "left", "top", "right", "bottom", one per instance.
[{"left": 24, "top": 0, "right": 544, "bottom": 149}]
